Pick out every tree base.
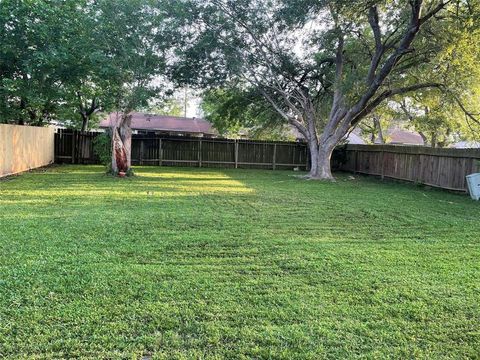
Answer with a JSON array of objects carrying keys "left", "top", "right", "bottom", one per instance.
[
  {"left": 295, "top": 173, "right": 336, "bottom": 181},
  {"left": 110, "top": 168, "right": 135, "bottom": 177},
  {"left": 305, "top": 174, "right": 336, "bottom": 182}
]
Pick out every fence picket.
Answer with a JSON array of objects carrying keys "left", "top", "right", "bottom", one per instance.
[
  {"left": 342, "top": 144, "right": 480, "bottom": 192},
  {"left": 54, "top": 130, "right": 309, "bottom": 170},
  {"left": 54, "top": 130, "right": 480, "bottom": 192}
]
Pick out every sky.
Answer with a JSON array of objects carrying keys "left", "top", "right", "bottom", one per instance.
[{"left": 176, "top": 88, "right": 203, "bottom": 118}]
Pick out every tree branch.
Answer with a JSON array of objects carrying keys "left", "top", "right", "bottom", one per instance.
[
  {"left": 351, "top": 82, "right": 444, "bottom": 126},
  {"left": 366, "top": 6, "right": 383, "bottom": 85},
  {"left": 419, "top": 0, "right": 451, "bottom": 25},
  {"left": 339, "top": 0, "right": 446, "bottom": 134},
  {"left": 328, "top": 30, "right": 344, "bottom": 122},
  {"left": 453, "top": 96, "right": 480, "bottom": 125},
  {"left": 258, "top": 87, "right": 309, "bottom": 139}
]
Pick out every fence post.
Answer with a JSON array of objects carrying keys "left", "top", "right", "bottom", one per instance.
[
  {"left": 436, "top": 156, "right": 442, "bottom": 186},
  {"left": 272, "top": 143, "right": 277, "bottom": 170},
  {"left": 234, "top": 140, "right": 239, "bottom": 169},
  {"left": 305, "top": 145, "right": 309, "bottom": 171},
  {"left": 158, "top": 138, "right": 162, "bottom": 166},
  {"left": 292, "top": 144, "right": 295, "bottom": 167},
  {"left": 71, "top": 131, "right": 76, "bottom": 164},
  {"left": 140, "top": 139, "right": 144, "bottom": 165},
  {"left": 354, "top": 149, "right": 358, "bottom": 174},
  {"left": 381, "top": 150, "right": 385, "bottom": 180},
  {"left": 414, "top": 153, "right": 420, "bottom": 184},
  {"left": 80, "top": 133, "right": 85, "bottom": 164},
  {"left": 198, "top": 139, "right": 202, "bottom": 167}
]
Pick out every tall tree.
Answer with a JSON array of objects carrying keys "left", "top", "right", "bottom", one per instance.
[
  {"left": 94, "top": 0, "right": 171, "bottom": 174},
  {"left": 0, "top": 0, "right": 77, "bottom": 125},
  {"left": 185, "top": 0, "right": 475, "bottom": 179},
  {"left": 0, "top": 0, "right": 180, "bottom": 173}
]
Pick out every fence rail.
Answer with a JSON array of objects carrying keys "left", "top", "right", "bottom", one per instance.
[
  {"left": 54, "top": 129, "right": 309, "bottom": 170},
  {"left": 341, "top": 144, "right": 480, "bottom": 191}
]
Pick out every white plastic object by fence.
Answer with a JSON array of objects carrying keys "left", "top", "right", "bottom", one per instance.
[{"left": 466, "top": 173, "right": 480, "bottom": 200}]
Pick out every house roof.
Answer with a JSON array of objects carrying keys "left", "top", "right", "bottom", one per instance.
[
  {"left": 452, "top": 141, "right": 480, "bottom": 149},
  {"left": 346, "top": 132, "right": 365, "bottom": 144},
  {"left": 99, "top": 112, "right": 216, "bottom": 135},
  {"left": 388, "top": 129, "right": 424, "bottom": 145}
]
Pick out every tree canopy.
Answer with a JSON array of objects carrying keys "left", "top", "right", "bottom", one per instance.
[
  {"left": 0, "top": 0, "right": 180, "bottom": 129},
  {"left": 181, "top": 0, "right": 480, "bottom": 178}
]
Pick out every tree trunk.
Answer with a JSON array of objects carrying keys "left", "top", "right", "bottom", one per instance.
[
  {"left": 80, "top": 114, "right": 88, "bottom": 132},
  {"left": 306, "top": 139, "right": 335, "bottom": 180},
  {"left": 111, "top": 113, "right": 132, "bottom": 175},
  {"left": 419, "top": 131, "right": 428, "bottom": 145},
  {"left": 74, "top": 115, "right": 88, "bottom": 164},
  {"left": 73, "top": 131, "right": 79, "bottom": 164},
  {"left": 373, "top": 115, "right": 384, "bottom": 144},
  {"left": 312, "top": 144, "right": 335, "bottom": 180},
  {"left": 307, "top": 139, "right": 319, "bottom": 178},
  {"left": 431, "top": 132, "right": 437, "bottom": 148},
  {"left": 77, "top": 95, "right": 98, "bottom": 132}
]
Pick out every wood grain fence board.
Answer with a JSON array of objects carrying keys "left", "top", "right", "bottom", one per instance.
[
  {"left": 54, "top": 131, "right": 480, "bottom": 191},
  {"left": 342, "top": 144, "right": 480, "bottom": 192},
  {"left": 1, "top": 124, "right": 54, "bottom": 177},
  {"left": 55, "top": 130, "right": 309, "bottom": 170}
]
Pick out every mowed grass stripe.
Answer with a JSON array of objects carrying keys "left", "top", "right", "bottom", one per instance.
[{"left": 0, "top": 165, "right": 479, "bottom": 359}]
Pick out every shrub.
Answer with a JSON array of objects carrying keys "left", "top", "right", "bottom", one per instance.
[{"left": 93, "top": 132, "right": 112, "bottom": 172}]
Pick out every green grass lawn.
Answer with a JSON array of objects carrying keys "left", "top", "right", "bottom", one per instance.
[{"left": 0, "top": 165, "right": 479, "bottom": 359}]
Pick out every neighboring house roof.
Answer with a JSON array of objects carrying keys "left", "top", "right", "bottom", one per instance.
[
  {"left": 99, "top": 112, "right": 216, "bottom": 135},
  {"left": 346, "top": 132, "right": 366, "bottom": 144},
  {"left": 451, "top": 141, "right": 480, "bottom": 149},
  {"left": 387, "top": 129, "right": 424, "bottom": 145}
]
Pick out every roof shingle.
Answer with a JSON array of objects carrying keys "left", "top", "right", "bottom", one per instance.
[{"left": 99, "top": 112, "right": 216, "bottom": 135}]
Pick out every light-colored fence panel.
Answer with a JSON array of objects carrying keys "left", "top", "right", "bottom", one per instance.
[{"left": 0, "top": 124, "right": 54, "bottom": 178}]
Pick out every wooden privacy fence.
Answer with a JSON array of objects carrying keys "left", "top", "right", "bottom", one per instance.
[
  {"left": 55, "top": 130, "right": 480, "bottom": 192},
  {"left": 1, "top": 124, "right": 54, "bottom": 177},
  {"left": 55, "top": 129, "right": 99, "bottom": 164},
  {"left": 341, "top": 144, "right": 480, "bottom": 191},
  {"left": 54, "top": 129, "right": 309, "bottom": 170}
]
